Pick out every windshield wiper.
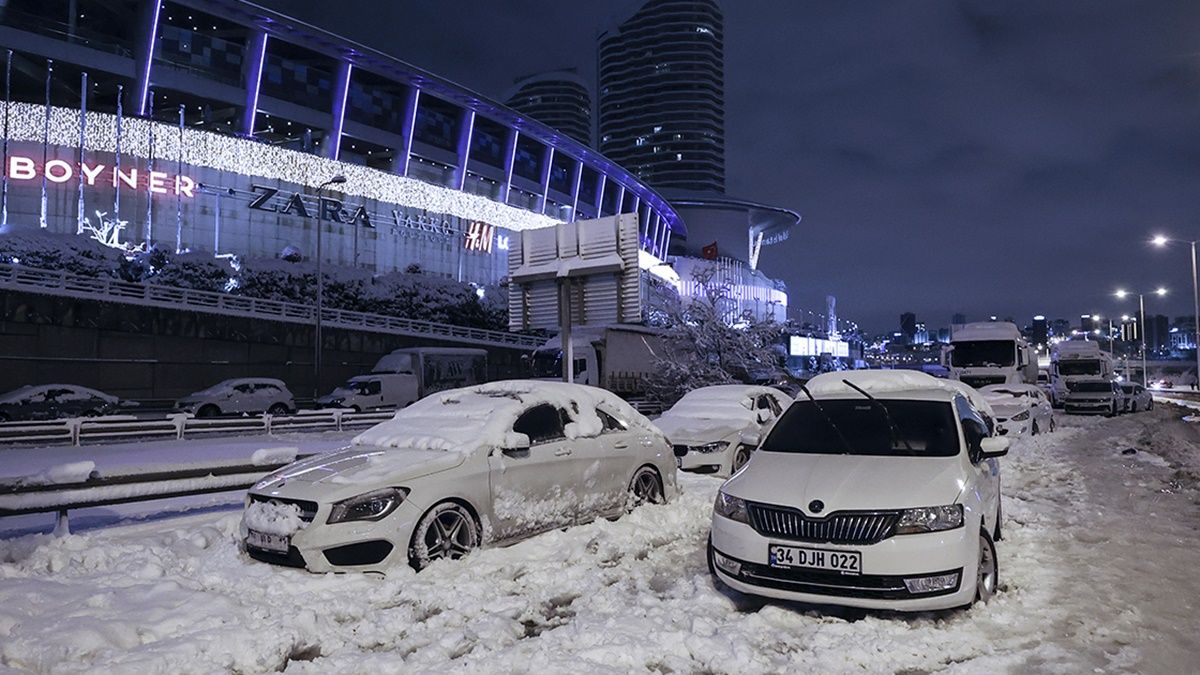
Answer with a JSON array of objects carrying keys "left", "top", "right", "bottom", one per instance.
[
  {"left": 798, "top": 384, "right": 857, "bottom": 455},
  {"left": 840, "top": 379, "right": 916, "bottom": 455}
]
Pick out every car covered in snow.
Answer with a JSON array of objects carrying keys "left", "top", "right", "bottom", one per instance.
[
  {"left": 1119, "top": 383, "right": 1153, "bottom": 413},
  {"left": 980, "top": 383, "right": 1054, "bottom": 436},
  {"left": 657, "top": 385, "right": 792, "bottom": 476},
  {"left": 0, "top": 384, "right": 131, "bottom": 422},
  {"left": 1063, "top": 378, "right": 1121, "bottom": 416},
  {"left": 709, "top": 370, "right": 1008, "bottom": 611},
  {"left": 242, "top": 380, "right": 678, "bottom": 573},
  {"left": 174, "top": 378, "right": 296, "bottom": 417}
]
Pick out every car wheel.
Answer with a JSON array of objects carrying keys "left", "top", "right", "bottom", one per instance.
[
  {"left": 1049, "top": 417, "right": 1056, "bottom": 432},
  {"left": 267, "top": 403, "right": 290, "bottom": 416},
  {"left": 628, "top": 465, "right": 665, "bottom": 508},
  {"left": 975, "top": 530, "right": 999, "bottom": 604},
  {"left": 349, "top": 405, "right": 362, "bottom": 414},
  {"left": 1030, "top": 421, "right": 1039, "bottom": 436},
  {"left": 196, "top": 404, "right": 220, "bottom": 418},
  {"left": 731, "top": 445, "right": 752, "bottom": 472},
  {"left": 408, "top": 501, "right": 480, "bottom": 571}
]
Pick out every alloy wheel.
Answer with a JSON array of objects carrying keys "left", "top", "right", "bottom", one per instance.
[
  {"left": 732, "top": 446, "right": 751, "bottom": 472},
  {"left": 412, "top": 503, "right": 479, "bottom": 570},
  {"left": 976, "top": 532, "right": 998, "bottom": 603},
  {"left": 629, "top": 467, "right": 664, "bottom": 507}
]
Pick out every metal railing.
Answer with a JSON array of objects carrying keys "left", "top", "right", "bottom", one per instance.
[
  {"left": 0, "top": 263, "right": 543, "bottom": 349},
  {"left": 0, "top": 409, "right": 394, "bottom": 447},
  {"left": 0, "top": 455, "right": 318, "bottom": 534}
]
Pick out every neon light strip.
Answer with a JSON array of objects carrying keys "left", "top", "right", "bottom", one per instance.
[
  {"left": 456, "top": 109, "right": 475, "bottom": 190},
  {"left": 400, "top": 88, "right": 420, "bottom": 176},
  {"left": 568, "top": 160, "right": 583, "bottom": 222},
  {"left": 328, "top": 62, "right": 352, "bottom": 159},
  {"left": 243, "top": 32, "right": 267, "bottom": 135},
  {"left": 136, "top": 0, "right": 162, "bottom": 116},
  {"left": 502, "top": 128, "right": 518, "bottom": 201}
]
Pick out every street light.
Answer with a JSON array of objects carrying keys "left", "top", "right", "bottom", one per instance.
[
  {"left": 313, "top": 174, "right": 347, "bottom": 399},
  {"left": 1151, "top": 234, "right": 1200, "bottom": 388},
  {"left": 1114, "top": 286, "right": 1167, "bottom": 386}
]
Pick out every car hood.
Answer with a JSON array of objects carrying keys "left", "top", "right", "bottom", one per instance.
[
  {"left": 655, "top": 414, "right": 749, "bottom": 445},
  {"left": 987, "top": 401, "right": 1026, "bottom": 418},
  {"left": 724, "top": 450, "right": 967, "bottom": 513},
  {"left": 253, "top": 446, "right": 468, "bottom": 500}
]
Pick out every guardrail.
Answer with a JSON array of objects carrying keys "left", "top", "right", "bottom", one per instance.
[
  {"left": 0, "top": 263, "right": 543, "bottom": 350},
  {"left": 0, "top": 409, "right": 395, "bottom": 447},
  {"left": 0, "top": 455, "right": 317, "bottom": 534}
]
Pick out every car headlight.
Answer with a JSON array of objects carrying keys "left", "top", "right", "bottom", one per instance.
[
  {"left": 1011, "top": 410, "right": 1030, "bottom": 421},
  {"left": 894, "top": 504, "right": 963, "bottom": 535},
  {"left": 327, "top": 488, "right": 409, "bottom": 524},
  {"left": 694, "top": 441, "right": 727, "bottom": 454},
  {"left": 714, "top": 490, "right": 749, "bottom": 524}
]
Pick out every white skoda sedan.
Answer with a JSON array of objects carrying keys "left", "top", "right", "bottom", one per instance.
[
  {"left": 242, "top": 381, "right": 677, "bottom": 573},
  {"left": 709, "top": 371, "right": 1008, "bottom": 611},
  {"left": 657, "top": 385, "right": 792, "bottom": 476}
]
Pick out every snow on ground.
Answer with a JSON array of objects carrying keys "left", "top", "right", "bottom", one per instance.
[{"left": 2, "top": 409, "right": 1200, "bottom": 673}]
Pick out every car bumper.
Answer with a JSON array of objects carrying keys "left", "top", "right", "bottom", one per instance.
[
  {"left": 242, "top": 491, "right": 422, "bottom": 574},
  {"left": 1064, "top": 400, "right": 1112, "bottom": 414},
  {"left": 678, "top": 450, "right": 727, "bottom": 473},
  {"left": 709, "top": 514, "right": 977, "bottom": 611},
  {"left": 994, "top": 420, "right": 1029, "bottom": 436}
]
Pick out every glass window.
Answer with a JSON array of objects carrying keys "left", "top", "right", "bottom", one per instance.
[
  {"left": 513, "top": 404, "right": 567, "bottom": 445},
  {"left": 761, "top": 398, "right": 960, "bottom": 457},
  {"left": 597, "top": 409, "right": 627, "bottom": 433}
]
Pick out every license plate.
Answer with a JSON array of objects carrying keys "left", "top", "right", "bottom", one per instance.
[
  {"left": 768, "top": 544, "right": 861, "bottom": 575},
  {"left": 247, "top": 529, "right": 289, "bottom": 553}
]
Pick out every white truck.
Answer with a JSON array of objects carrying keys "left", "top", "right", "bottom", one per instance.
[
  {"left": 945, "top": 321, "right": 1038, "bottom": 389},
  {"left": 1049, "top": 340, "right": 1115, "bottom": 407},
  {"left": 317, "top": 347, "right": 487, "bottom": 411},
  {"left": 529, "top": 324, "right": 665, "bottom": 396}
]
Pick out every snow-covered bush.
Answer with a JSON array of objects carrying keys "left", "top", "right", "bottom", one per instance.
[
  {"left": 143, "top": 251, "right": 234, "bottom": 293},
  {"left": 0, "top": 226, "right": 122, "bottom": 278},
  {"left": 645, "top": 268, "right": 785, "bottom": 405}
]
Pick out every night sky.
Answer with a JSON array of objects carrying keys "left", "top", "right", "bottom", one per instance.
[{"left": 262, "top": 0, "right": 1200, "bottom": 333}]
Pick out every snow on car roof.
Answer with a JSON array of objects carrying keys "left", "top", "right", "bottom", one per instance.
[
  {"left": 803, "top": 371, "right": 995, "bottom": 418},
  {"left": 353, "top": 380, "right": 654, "bottom": 451},
  {"left": 0, "top": 384, "right": 115, "bottom": 404},
  {"left": 951, "top": 321, "right": 1022, "bottom": 341}
]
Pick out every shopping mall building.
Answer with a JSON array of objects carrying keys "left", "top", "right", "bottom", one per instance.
[{"left": 0, "top": 0, "right": 684, "bottom": 291}]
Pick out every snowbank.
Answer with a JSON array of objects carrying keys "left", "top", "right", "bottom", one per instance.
[
  {"left": 251, "top": 447, "right": 299, "bottom": 466},
  {"left": 241, "top": 500, "right": 307, "bottom": 537}
]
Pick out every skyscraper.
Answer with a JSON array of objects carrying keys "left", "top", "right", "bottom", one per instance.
[
  {"left": 503, "top": 69, "right": 593, "bottom": 147},
  {"left": 900, "top": 312, "right": 917, "bottom": 344},
  {"left": 597, "top": 0, "right": 725, "bottom": 192}
]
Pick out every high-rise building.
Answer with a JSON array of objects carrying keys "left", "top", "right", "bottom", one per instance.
[
  {"left": 1031, "top": 315, "right": 1049, "bottom": 347},
  {"left": 952, "top": 313, "right": 967, "bottom": 325},
  {"left": 597, "top": 0, "right": 725, "bottom": 192},
  {"left": 1148, "top": 314, "right": 1171, "bottom": 351},
  {"left": 900, "top": 312, "right": 918, "bottom": 344},
  {"left": 503, "top": 69, "right": 593, "bottom": 147},
  {"left": 1080, "top": 314, "right": 1095, "bottom": 334}
]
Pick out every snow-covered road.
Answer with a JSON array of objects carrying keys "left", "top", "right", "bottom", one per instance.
[{"left": 1, "top": 408, "right": 1198, "bottom": 673}]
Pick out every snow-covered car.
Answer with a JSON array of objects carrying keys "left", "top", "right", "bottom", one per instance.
[
  {"left": 175, "top": 378, "right": 296, "bottom": 417},
  {"left": 1063, "top": 378, "right": 1121, "bottom": 416},
  {"left": 980, "top": 383, "right": 1054, "bottom": 436},
  {"left": 657, "top": 385, "right": 792, "bottom": 475},
  {"left": 242, "top": 380, "right": 678, "bottom": 573},
  {"left": 0, "top": 384, "right": 131, "bottom": 422},
  {"left": 709, "top": 370, "right": 1008, "bottom": 612},
  {"left": 1119, "top": 383, "right": 1153, "bottom": 413}
]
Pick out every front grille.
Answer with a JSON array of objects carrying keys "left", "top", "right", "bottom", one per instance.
[
  {"left": 961, "top": 375, "right": 1006, "bottom": 388},
  {"left": 746, "top": 503, "right": 900, "bottom": 545},
  {"left": 249, "top": 494, "right": 319, "bottom": 522}
]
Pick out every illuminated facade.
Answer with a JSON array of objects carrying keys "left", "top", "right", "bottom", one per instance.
[{"left": 0, "top": 0, "right": 683, "bottom": 285}]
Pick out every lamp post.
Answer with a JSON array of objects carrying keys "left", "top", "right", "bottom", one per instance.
[
  {"left": 313, "top": 174, "right": 347, "bottom": 399},
  {"left": 1115, "top": 287, "right": 1167, "bottom": 387},
  {"left": 1151, "top": 235, "right": 1200, "bottom": 388}
]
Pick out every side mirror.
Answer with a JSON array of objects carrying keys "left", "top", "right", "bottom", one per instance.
[
  {"left": 501, "top": 432, "right": 531, "bottom": 457},
  {"left": 979, "top": 436, "right": 1010, "bottom": 459}
]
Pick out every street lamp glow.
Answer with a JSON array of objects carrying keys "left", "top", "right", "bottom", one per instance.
[
  {"left": 1091, "top": 314, "right": 1100, "bottom": 322},
  {"left": 1115, "top": 289, "right": 1128, "bottom": 299},
  {"left": 1151, "top": 234, "right": 1169, "bottom": 247},
  {"left": 1155, "top": 287, "right": 1168, "bottom": 296},
  {"left": 1121, "top": 314, "right": 1130, "bottom": 321}
]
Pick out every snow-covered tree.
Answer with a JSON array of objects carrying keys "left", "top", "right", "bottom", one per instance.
[{"left": 645, "top": 267, "right": 785, "bottom": 404}]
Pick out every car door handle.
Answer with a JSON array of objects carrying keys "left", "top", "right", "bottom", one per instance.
[
  {"left": 554, "top": 448, "right": 572, "bottom": 456},
  {"left": 612, "top": 441, "right": 629, "bottom": 449}
]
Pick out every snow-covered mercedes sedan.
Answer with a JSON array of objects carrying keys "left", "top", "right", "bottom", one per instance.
[
  {"left": 709, "top": 370, "right": 1008, "bottom": 611},
  {"left": 242, "top": 380, "right": 678, "bottom": 573},
  {"left": 657, "top": 385, "right": 792, "bottom": 476}
]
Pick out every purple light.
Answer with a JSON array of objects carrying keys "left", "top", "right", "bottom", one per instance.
[
  {"left": 243, "top": 33, "right": 267, "bottom": 135},
  {"left": 455, "top": 109, "right": 475, "bottom": 190},
  {"left": 136, "top": 0, "right": 163, "bottom": 115},
  {"left": 539, "top": 147, "right": 554, "bottom": 214},
  {"left": 400, "top": 88, "right": 420, "bottom": 176},
  {"left": 569, "top": 160, "right": 583, "bottom": 222},
  {"left": 328, "top": 62, "right": 352, "bottom": 159}
]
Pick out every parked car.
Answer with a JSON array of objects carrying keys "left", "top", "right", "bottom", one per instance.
[
  {"left": 175, "top": 378, "right": 296, "bottom": 417},
  {"left": 242, "top": 380, "right": 678, "bottom": 573},
  {"left": 980, "top": 384, "right": 1054, "bottom": 436},
  {"left": 1063, "top": 378, "right": 1122, "bottom": 416},
  {"left": 657, "top": 385, "right": 792, "bottom": 476},
  {"left": 317, "top": 374, "right": 409, "bottom": 412},
  {"left": 0, "top": 384, "right": 131, "bottom": 422},
  {"left": 708, "top": 370, "right": 1008, "bottom": 611},
  {"left": 1119, "top": 383, "right": 1153, "bottom": 413}
]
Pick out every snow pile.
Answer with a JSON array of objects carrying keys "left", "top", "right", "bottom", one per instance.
[
  {"left": 655, "top": 385, "right": 764, "bottom": 442},
  {"left": 17, "top": 461, "right": 98, "bottom": 486},
  {"left": 251, "top": 447, "right": 299, "bottom": 466},
  {"left": 241, "top": 500, "right": 307, "bottom": 537}
]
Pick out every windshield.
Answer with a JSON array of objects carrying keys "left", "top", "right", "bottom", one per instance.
[
  {"left": 530, "top": 350, "right": 561, "bottom": 379},
  {"left": 1058, "top": 360, "right": 1101, "bottom": 376},
  {"left": 951, "top": 340, "right": 1015, "bottom": 367},
  {"left": 1072, "top": 381, "right": 1114, "bottom": 393},
  {"left": 986, "top": 388, "right": 1028, "bottom": 398},
  {"left": 760, "top": 399, "right": 960, "bottom": 457}
]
